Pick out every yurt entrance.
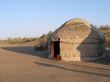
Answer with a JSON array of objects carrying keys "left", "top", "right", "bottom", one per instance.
[{"left": 51, "top": 40, "right": 60, "bottom": 60}]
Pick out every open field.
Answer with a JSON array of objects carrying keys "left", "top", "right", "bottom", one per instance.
[{"left": 0, "top": 41, "right": 110, "bottom": 82}]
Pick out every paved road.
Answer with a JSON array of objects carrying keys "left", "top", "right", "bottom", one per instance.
[{"left": 0, "top": 46, "right": 110, "bottom": 82}]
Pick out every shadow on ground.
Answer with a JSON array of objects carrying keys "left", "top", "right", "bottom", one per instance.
[
  {"left": 34, "top": 61, "right": 110, "bottom": 78},
  {"left": 1, "top": 46, "right": 110, "bottom": 65},
  {"left": 1, "top": 46, "right": 49, "bottom": 59},
  {"left": 89, "top": 53, "right": 110, "bottom": 65}
]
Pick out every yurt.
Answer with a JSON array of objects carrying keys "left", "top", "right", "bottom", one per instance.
[{"left": 48, "top": 18, "right": 105, "bottom": 61}]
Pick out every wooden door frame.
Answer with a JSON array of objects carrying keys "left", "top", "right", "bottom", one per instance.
[
  {"left": 50, "top": 42, "right": 54, "bottom": 59},
  {"left": 50, "top": 40, "right": 60, "bottom": 59}
]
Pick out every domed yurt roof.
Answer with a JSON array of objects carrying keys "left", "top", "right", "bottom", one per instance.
[
  {"left": 64, "top": 18, "right": 91, "bottom": 27},
  {"left": 52, "top": 18, "right": 104, "bottom": 41}
]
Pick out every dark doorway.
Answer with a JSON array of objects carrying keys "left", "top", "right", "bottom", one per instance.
[{"left": 53, "top": 41, "right": 60, "bottom": 58}]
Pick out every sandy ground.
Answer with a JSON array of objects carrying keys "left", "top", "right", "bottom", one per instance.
[{"left": 0, "top": 45, "right": 110, "bottom": 82}]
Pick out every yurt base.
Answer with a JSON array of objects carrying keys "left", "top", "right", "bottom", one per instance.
[{"left": 61, "top": 54, "right": 106, "bottom": 61}]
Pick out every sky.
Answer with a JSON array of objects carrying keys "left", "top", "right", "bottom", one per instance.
[{"left": 0, "top": 0, "right": 110, "bottom": 39}]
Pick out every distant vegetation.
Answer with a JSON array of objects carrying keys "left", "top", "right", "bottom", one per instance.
[
  {"left": 7, "top": 37, "right": 36, "bottom": 44},
  {"left": 6, "top": 31, "right": 53, "bottom": 48},
  {"left": 3, "top": 31, "right": 53, "bottom": 50},
  {"left": 99, "top": 25, "right": 110, "bottom": 37}
]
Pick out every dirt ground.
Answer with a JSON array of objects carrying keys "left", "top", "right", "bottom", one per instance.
[{"left": 0, "top": 44, "right": 110, "bottom": 82}]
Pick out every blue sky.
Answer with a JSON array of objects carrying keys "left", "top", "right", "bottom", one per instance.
[{"left": 0, "top": 0, "right": 110, "bottom": 39}]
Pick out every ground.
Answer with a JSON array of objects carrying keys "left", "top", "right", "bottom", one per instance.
[{"left": 0, "top": 44, "right": 110, "bottom": 82}]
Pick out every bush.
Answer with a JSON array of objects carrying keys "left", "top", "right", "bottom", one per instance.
[
  {"left": 34, "top": 31, "right": 53, "bottom": 51},
  {"left": 99, "top": 25, "right": 110, "bottom": 37},
  {"left": 34, "top": 45, "right": 46, "bottom": 51},
  {"left": 7, "top": 37, "right": 37, "bottom": 44}
]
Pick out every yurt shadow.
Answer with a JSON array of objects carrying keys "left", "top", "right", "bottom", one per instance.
[
  {"left": 77, "top": 26, "right": 105, "bottom": 62},
  {"left": 1, "top": 46, "right": 49, "bottom": 59},
  {"left": 34, "top": 61, "right": 110, "bottom": 78},
  {"left": 76, "top": 29, "right": 110, "bottom": 65}
]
